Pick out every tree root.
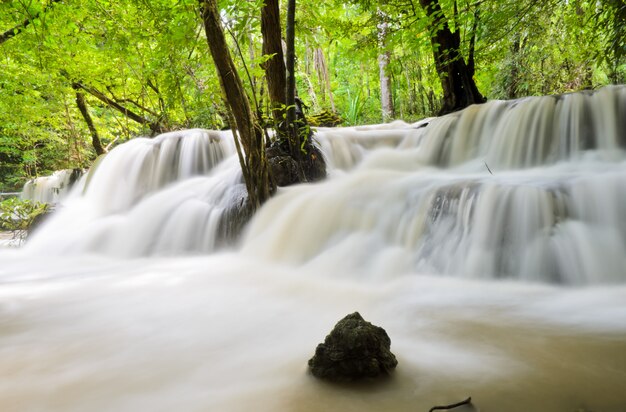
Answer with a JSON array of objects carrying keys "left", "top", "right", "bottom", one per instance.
[{"left": 429, "top": 397, "right": 472, "bottom": 412}]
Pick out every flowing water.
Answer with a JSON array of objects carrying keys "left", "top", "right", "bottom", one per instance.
[
  {"left": 21, "top": 169, "right": 85, "bottom": 204},
  {"left": 1, "top": 87, "right": 626, "bottom": 411}
]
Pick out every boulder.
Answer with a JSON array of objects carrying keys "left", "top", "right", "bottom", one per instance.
[
  {"left": 267, "top": 140, "right": 326, "bottom": 187},
  {"left": 308, "top": 312, "right": 397, "bottom": 382},
  {"left": 268, "top": 155, "right": 301, "bottom": 187}
]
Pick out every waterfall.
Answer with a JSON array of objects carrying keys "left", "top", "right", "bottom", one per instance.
[
  {"left": 25, "top": 129, "right": 240, "bottom": 256},
  {"left": 23, "top": 87, "right": 626, "bottom": 284},
  {"left": 413, "top": 85, "right": 626, "bottom": 168},
  {"left": 21, "top": 168, "right": 85, "bottom": 204},
  {"left": 2, "top": 86, "right": 626, "bottom": 412}
]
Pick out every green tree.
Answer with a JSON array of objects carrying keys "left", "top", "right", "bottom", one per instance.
[{"left": 198, "top": 0, "right": 272, "bottom": 208}]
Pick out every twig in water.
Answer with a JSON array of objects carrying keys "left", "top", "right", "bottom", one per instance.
[
  {"left": 484, "top": 161, "right": 493, "bottom": 175},
  {"left": 429, "top": 396, "right": 472, "bottom": 412}
]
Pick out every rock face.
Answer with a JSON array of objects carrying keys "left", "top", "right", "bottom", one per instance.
[{"left": 308, "top": 312, "right": 398, "bottom": 382}]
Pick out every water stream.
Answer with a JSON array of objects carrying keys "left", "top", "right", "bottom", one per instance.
[{"left": 1, "top": 87, "right": 625, "bottom": 411}]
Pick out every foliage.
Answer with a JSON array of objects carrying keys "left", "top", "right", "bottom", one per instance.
[
  {"left": 0, "top": 198, "right": 50, "bottom": 241},
  {"left": 0, "top": 0, "right": 623, "bottom": 191}
]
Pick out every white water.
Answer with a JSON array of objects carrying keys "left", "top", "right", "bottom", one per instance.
[
  {"left": 2, "top": 87, "right": 626, "bottom": 411},
  {"left": 21, "top": 169, "right": 85, "bottom": 204}
]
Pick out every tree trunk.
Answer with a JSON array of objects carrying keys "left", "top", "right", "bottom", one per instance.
[
  {"left": 610, "top": 1, "right": 626, "bottom": 84},
  {"left": 73, "top": 89, "right": 106, "bottom": 156},
  {"left": 418, "top": 0, "right": 485, "bottom": 115},
  {"left": 199, "top": 0, "right": 271, "bottom": 208},
  {"left": 507, "top": 37, "right": 522, "bottom": 99},
  {"left": 261, "top": 0, "right": 326, "bottom": 187},
  {"left": 314, "top": 48, "right": 336, "bottom": 112},
  {"left": 261, "top": 0, "right": 287, "bottom": 132},
  {"left": 378, "top": 9, "right": 394, "bottom": 122},
  {"left": 285, "top": 0, "right": 300, "bottom": 161},
  {"left": 379, "top": 51, "right": 393, "bottom": 121}
]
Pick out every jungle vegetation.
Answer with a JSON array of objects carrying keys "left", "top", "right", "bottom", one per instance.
[{"left": 0, "top": 0, "right": 624, "bottom": 192}]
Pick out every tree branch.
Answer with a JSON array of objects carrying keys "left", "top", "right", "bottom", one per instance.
[
  {"left": 429, "top": 397, "right": 472, "bottom": 412},
  {"left": 73, "top": 87, "right": 106, "bottom": 156},
  {"left": 73, "top": 82, "right": 163, "bottom": 134},
  {"left": 105, "top": 86, "right": 160, "bottom": 117},
  {"left": 0, "top": 0, "right": 62, "bottom": 45}
]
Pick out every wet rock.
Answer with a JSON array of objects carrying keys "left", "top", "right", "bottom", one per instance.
[
  {"left": 308, "top": 312, "right": 397, "bottom": 382},
  {"left": 268, "top": 155, "right": 301, "bottom": 187},
  {"left": 216, "top": 183, "right": 254, "bottom": 246},
  {"left": 266, "top": 136, "right": 326, "bottom": 187}
]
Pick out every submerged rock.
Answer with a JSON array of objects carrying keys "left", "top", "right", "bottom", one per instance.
[{"left": 308, "top": 312, "right": 397, "bottom": 382}]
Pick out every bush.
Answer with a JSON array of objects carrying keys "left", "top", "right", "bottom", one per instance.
[{"left": 0, "top": 198, "right": 49, "bottom": 242}]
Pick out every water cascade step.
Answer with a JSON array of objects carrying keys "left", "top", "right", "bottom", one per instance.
[{"left": 23, "top": 86, "right": 626, "bottom": 284}]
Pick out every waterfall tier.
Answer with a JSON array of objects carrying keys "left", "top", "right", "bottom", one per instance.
[
  {"left": 21, "top": 169, "right": 84, "bottom": 204},
  {"left": 24, "top": 86, "right": 626, "bottom": 284}
]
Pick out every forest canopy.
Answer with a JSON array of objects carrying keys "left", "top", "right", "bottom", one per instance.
[{"left": 1, "top": 0, "right": 624, "bottom": 191}]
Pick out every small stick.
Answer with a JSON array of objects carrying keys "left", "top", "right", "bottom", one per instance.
[
  {"left": 484, "top": 161, "right": 493, "bottom": 175},
  {"left": 429, "top": 396, "right": 472, "bottom": 412}
]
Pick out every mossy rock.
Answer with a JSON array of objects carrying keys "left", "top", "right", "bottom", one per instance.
[
  {"left": 266, "top": 138, "right": 326, "bottom": 187},
  {"left": 308, "top": 312, "right": 398, "bottom": 382},
  {"left": 308, "top": 110, "right": 343, "bottom": 127}
]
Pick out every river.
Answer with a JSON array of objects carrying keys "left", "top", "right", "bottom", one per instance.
[{"left": 2, "top": 86, "right": 626, "bottom": 412}]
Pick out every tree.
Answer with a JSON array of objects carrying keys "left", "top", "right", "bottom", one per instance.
[
  {"left": 377, "top": 8, "right": 394, "bottom": 121},
  {"left": 418, "top": 0, "right": 485, "bottom": 114},
  {"left": 198, "top": 0, "right": 272, "bottom": 209},
  {"left": 261, "top": 0, "right": 288, "bottom": 131},
  {"left": 1, "top": 0, "right": 623, "bottom": 193}
]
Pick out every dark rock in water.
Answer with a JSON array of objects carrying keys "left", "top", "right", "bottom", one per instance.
[
  {"left": 216, "top": 183, "right": 254, "bottom": 246},
  {"left": 301, "top": 144, "right": 327, "bottom": 182},
  {"left": 266, "top": 135, "right": 326, "bottom": 187},
  {"left": 68, "top": 168, "right": 84, "bottom": 186},
  {"left": 308, "top": 312, "right": 397, "bottom": 382},
  {"left": 268, "top": 155, "right": 301, "bottom": 187}
]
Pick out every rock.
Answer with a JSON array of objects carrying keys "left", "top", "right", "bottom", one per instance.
[
  {"left": 308, "top": 312, "right": 397, "bottom": 382},
  {"left": 266, "top": 138, "right": 326, "bottom": 187},
  {"left": 301, "top": 145, "right": 326, "bottom": 182},
  {"left": 308, "top": 110, "right": 343, "bottom": 127},
  {"left": 268, "top": 155, "right": 301, "bottom": 187},
  {"left": 216, "top": 183, "right": 254, "bottom": 246}
]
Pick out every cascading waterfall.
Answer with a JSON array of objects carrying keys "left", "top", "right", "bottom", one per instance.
[
  {"left": 413, "top": 85, "right": 626, "bottom": 168},
  {"left": 21, "top": 168, "right": 85, "bottom": 204},
  {"left": 24, "top": 86, "right": 626, "bottom": 284},
  {"left": 24, "top": 128, "right": 242, "bottom": 256},
  {"left": 1, "top": 86, "right": 626, "bottom": 412},
  {"left": 242, "top": 86, "right": 626, "bottom": 284}
]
